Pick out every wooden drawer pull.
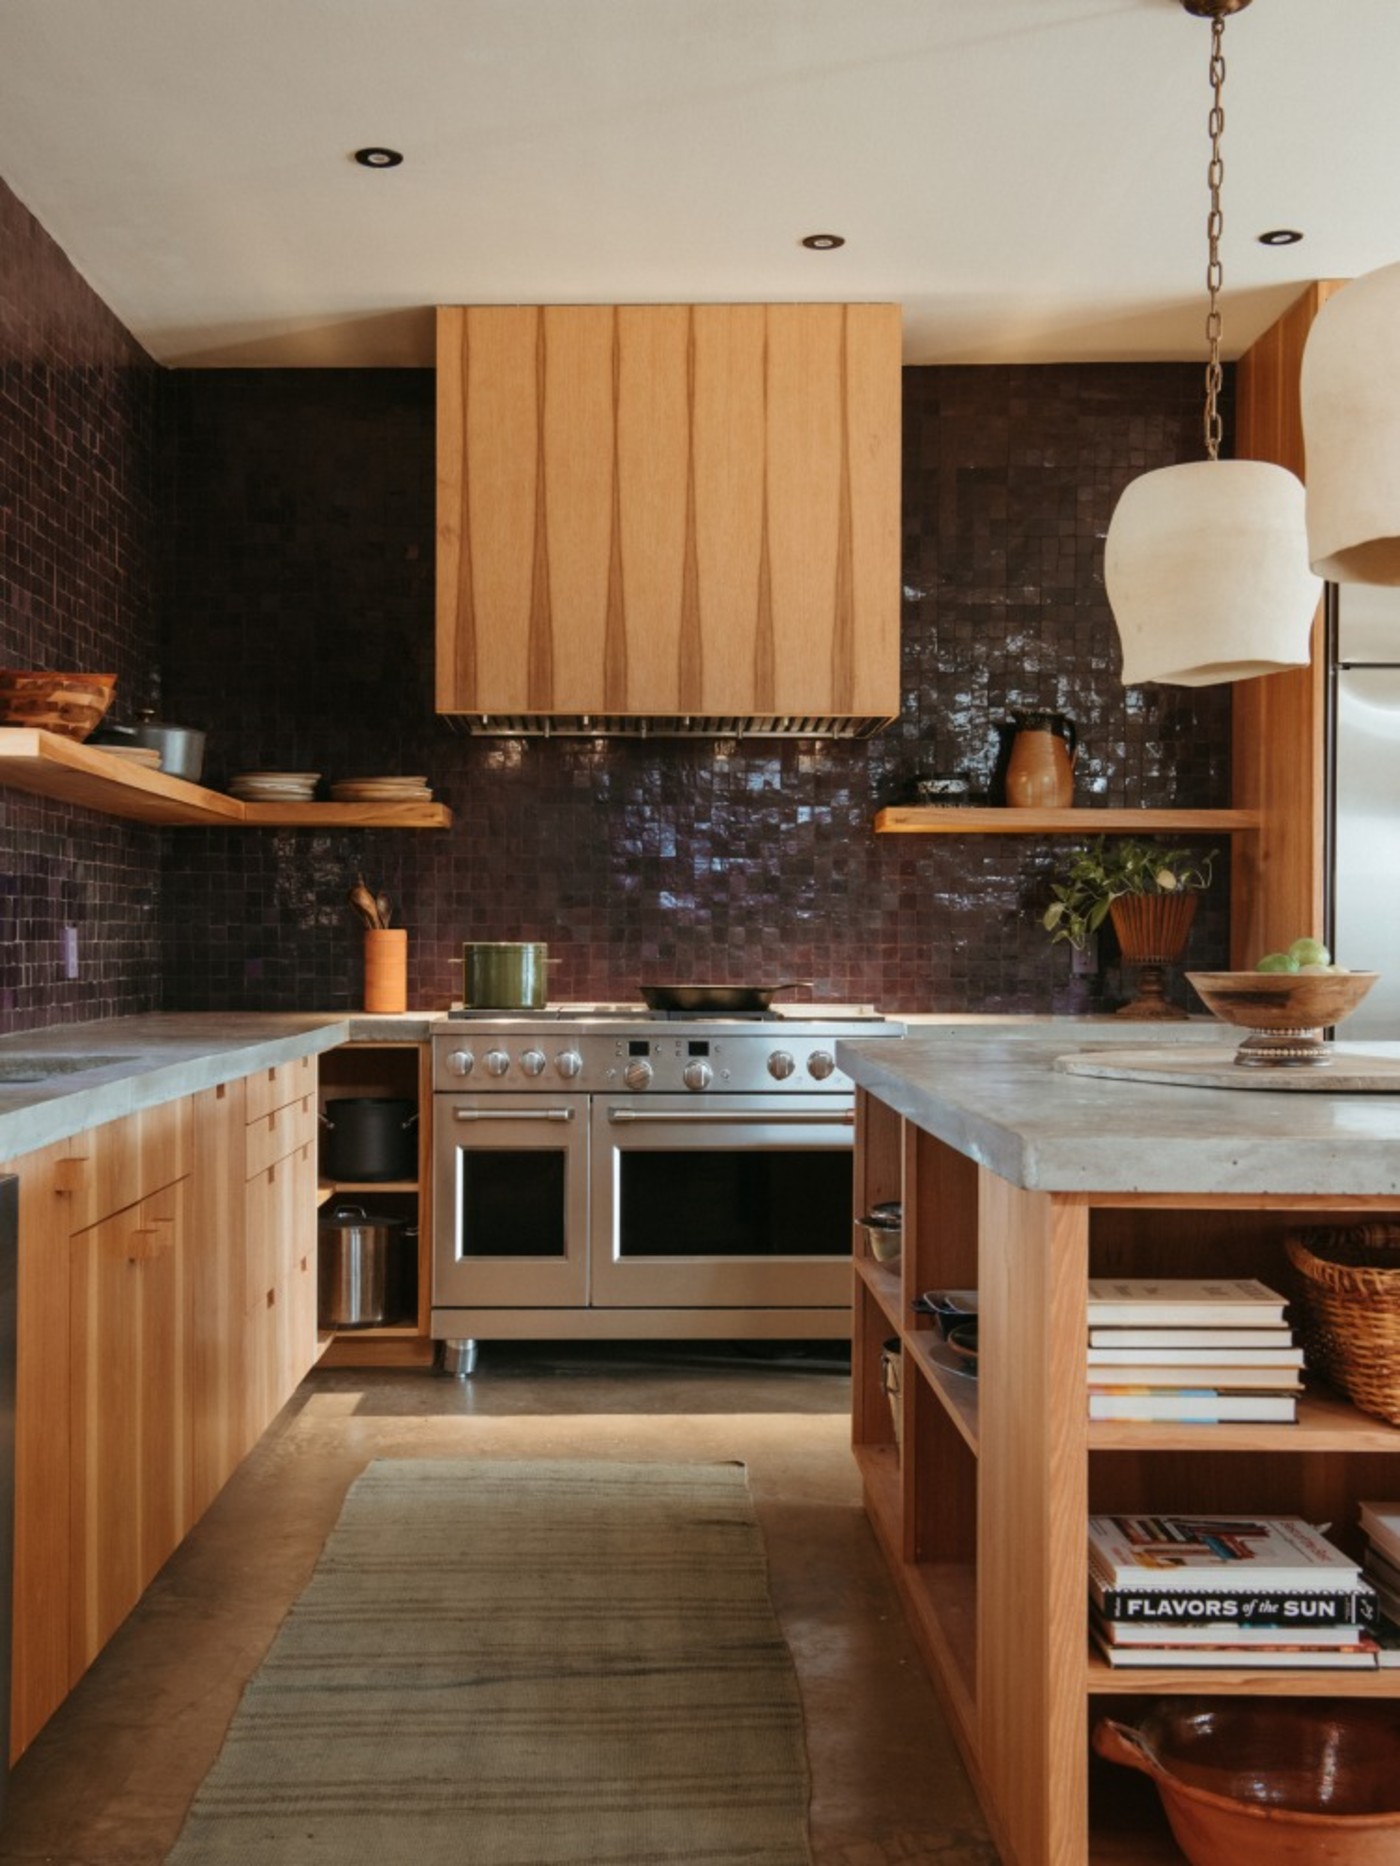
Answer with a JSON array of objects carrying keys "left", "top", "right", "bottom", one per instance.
[{"left": 126, "top": 1222, "right": 173, "bottom": 1264}]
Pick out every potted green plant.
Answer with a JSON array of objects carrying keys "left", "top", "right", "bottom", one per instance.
[{"left": 1042, "top": 837, "right": 1217, "bottom": 1019}]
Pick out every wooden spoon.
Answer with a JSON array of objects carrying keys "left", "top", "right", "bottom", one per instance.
[{"left": 349, "top": 877, "right": 382, "bottom": 929}]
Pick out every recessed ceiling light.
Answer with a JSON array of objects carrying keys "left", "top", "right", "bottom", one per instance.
[
  {"left": 1258, "top": 228, "right": 1303, "bottom": 246},
  {"left": 354, "top": 147, "right": 403, "bottom": 169},
  {"left": 801, "top": 233, "right": 845, "bottom": 251}
]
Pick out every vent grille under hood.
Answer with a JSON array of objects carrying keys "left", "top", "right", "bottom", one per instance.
[
  {"left": 443, "top": 712, "right": 896, "bottom": 740},
  {"left": 435, "top": 303, "right": 902, "bottom": 740}
]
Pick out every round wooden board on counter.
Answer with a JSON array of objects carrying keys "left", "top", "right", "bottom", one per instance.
[{"left": 1054, "top": 1043, "right": 1400, "bottom": 1092}]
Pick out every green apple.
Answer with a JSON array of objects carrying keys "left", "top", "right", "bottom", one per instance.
[
  {"left": 1287, "top": 936, "right": 1331, "bottom": 968},
  {"left": 1256, "top": 952, "right": 1300, "bottom": 973}
]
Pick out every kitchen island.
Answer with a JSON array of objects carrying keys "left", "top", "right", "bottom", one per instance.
[{"left": 835, "top": 1021, "right": 1400, "bottom": 1866}]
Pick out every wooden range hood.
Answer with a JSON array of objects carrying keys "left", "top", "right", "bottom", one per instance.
[{"left": 435, "top": 303, "right": 901, "bottom": 737}]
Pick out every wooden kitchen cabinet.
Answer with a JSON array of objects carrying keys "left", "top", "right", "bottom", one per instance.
[
  {"left": 436, "top": 303, "right": 902, "bottom": 733},
  {"left": 243, "top": 1075, "right": 319, "bottom": 1437},
  {"left": 852, "top": 1086, "right": 1400, "bottom": 1866},
  {"left": 69, "top": 1177, "right": 191, "bottom": 1673},
  {"left": 7, "top": 1143, "right": 77, "bottom": 1759},
  {"left": 8, "top": 1050, "right": 329, "bottom": 1761},
  {"left": 317, "top": 1043, "right": 433, "bottom": 1368}
]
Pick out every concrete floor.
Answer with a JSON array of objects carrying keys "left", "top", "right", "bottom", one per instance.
[{"left": 0, "top": 1343, "right": 999, "bottom": 1865}]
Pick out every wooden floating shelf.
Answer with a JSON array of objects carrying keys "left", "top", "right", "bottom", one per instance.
[
  {"left": 874, "top": 805, "right": 1262, "bottom": 835},
  {"left": 0, "top": 729, "right": 452, "bottom": 828}
]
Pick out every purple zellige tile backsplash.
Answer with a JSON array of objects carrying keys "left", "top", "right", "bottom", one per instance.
[
  {"left": 4, "top": 162, "right": 1232, "bottom": 1027},
  {"left": 0, "top": 176, "right": 166, "bottom": 1034},
  {"left": 157, "top": 366, "right": 1230, "bottom": 1016}
]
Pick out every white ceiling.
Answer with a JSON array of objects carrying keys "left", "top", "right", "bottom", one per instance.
[{"left": 1, "top": 0, "right": 1396, "bottom": 369}]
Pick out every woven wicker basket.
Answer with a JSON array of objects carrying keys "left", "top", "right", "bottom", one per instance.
[{"left": 1286, "top": 1224, "right": 1400, "bottom": 1427}]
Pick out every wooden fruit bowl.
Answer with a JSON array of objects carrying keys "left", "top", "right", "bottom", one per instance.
[
  {"left": 0, "top": 672, "right": 116, "bottom": 741},
  {"left": 1186, "top": 969, "right": 1379, "bottom": 1069}
]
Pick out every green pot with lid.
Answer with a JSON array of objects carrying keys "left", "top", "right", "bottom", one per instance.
[{"left": 461, "top": 941, "right": 550, "bottom": 1010}]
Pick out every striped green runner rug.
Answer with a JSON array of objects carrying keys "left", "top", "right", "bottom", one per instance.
[{"left": 165, "top": 1458, "right": 812, "bottom": 1864}]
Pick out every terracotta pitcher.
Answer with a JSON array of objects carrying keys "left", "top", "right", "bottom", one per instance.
[{"left": 1005, "top": 709, "right": 1077, "bottom": 807}]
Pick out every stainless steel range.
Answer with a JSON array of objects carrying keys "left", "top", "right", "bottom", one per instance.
[{"left": 430, "top": 1004, "right": 904, "bottom": 1370}]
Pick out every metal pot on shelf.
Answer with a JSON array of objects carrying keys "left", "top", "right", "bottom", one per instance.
[
  {"left": 319, "top": 1098, "right": 418, "bottom": 1181},
  {"left": 317, "top": 1203, "right": 402, "bottom": 1328}
]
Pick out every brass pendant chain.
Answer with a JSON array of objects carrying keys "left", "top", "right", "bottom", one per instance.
[{"left": 1203, "top": 14, "right": 1226, "bottom": 462}]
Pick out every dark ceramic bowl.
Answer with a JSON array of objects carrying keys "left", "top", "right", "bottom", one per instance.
[
  {"left": 945, "top": 1321, "right": 979, "bottom": 1373},
  {"left": 913, "top": 1289, "right": 979, "bottom": 1338}
]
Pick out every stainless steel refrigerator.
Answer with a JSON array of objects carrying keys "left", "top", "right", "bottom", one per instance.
[{"left": 1329, "top": 582, "right": 1400, "bottom": 1037}]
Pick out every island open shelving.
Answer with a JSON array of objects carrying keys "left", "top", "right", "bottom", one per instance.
[
  {"left": 847, "top": 1034, "right": 1400, "bottom": 1866},
  {"left": 0, "top": 728, "right": 452, "bottom": 828}
]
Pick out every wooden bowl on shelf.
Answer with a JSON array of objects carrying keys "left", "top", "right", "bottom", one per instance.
[
  {"left": 1185, "top": 970, "right": 1379, "bottom": 1069},
  {"left": 0, "top": 672, "right": 116, "bottom": 741}
]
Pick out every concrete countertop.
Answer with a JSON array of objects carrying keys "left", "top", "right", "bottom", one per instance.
[
  {"left": 0, "top": 1012, "right": 378, "bottom": 1158},
  {"left": 836, "top": 1018, "right": 1400, "bottom": 1198}
]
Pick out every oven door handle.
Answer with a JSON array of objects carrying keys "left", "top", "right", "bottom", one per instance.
[
  {"left": 452, "top": 1107, "right": 576, "bottom": 1123},
  {"left": 606, "top": 1108, "right": 854, "bottom": 1127}
]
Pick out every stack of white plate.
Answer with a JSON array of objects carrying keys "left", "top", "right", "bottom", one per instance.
[
  {"left": 229, "top": 771, "right": 321, "bottom": 802},
  {"left": 328, "top": 776, "right": 434, "bottom": 802}
]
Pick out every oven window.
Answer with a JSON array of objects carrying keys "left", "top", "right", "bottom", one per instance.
[
  {"left": 616, "top": 1149, "right": 852, "bottom": 1258},
  {"left": 458, "top": 1147, "right": 568, "bottom": 1259}
]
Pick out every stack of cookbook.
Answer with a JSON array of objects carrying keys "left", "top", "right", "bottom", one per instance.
[
  {"left": 1358, "top": 1501, "right": 1400, "bottom": 1664},
  {"left": 1086, "top": 1278, "right": 1303, "bottom": 1423},
  {"left": 1089, "top": 1513, "right": 1380, "bottom": 1668}
]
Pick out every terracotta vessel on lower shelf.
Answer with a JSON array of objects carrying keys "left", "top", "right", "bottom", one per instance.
[
  {"left": 1094, "top": 1702, "right": 1400, "bottom": 1866},
  {"left": 1110, "top": 892, "right": 1197, "bottom": 1020}
]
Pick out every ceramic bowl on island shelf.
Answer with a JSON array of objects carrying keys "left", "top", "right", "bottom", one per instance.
[
  {"left": 1185, "top": 969, "right": 1379, "bottom": 1069},
  {"left": 1093, "top": 1700, "right": 1400, "bottom": 1866}
]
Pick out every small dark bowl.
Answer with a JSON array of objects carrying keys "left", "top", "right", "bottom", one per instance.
[
  {"left": 913, "top": 1289, "right": 979, "bottom": 1338},
  {"left": 945, "top": 1321, "right": 979, "bottom": 1374}
]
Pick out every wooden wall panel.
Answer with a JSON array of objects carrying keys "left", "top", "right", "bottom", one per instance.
[{"left": 1232, "top": 280, "right": 1345, "bottom": 964}]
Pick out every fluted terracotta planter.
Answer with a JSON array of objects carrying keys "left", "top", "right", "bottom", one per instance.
[{"left": 1109, "top": 893, "right": 1198, "bottom": 1020}]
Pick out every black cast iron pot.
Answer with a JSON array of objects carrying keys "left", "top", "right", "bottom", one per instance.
[{"left": 319, "top": 1098, "right": 418, "bottom": 1182}]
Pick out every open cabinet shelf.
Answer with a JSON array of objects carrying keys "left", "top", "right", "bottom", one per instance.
[
  {"left": 0, "top": 728, "right": 452, "bottom": 827},
  {"left": 850, "top": 1084, "right": 1400, "bottom": 1866},
  {"left": 316, "top": 1041, "right": 436, "bottom": 1367}
]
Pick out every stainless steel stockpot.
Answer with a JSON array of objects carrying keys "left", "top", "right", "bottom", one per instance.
[{"left": 461, "top": 941, "right": 549, "bottom": 1010}]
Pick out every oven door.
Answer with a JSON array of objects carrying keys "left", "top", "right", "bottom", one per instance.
[
  {"left": 432, "top": 1093, "right": 589, "bottom": 1308},
  {"left": 588, "top": 1095, "right": 855, "bottom": 1309}
]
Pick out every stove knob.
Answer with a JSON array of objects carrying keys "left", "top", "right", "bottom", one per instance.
[
  {"left": 555, "top": 1049, "right": 584, "bottom": 1080},
  {"left": 520, "top": 1048, "right": 547, "bottom": 1078},
  {"left": 682, "top": 1059, "right": 713, "bottom": 1092},
  {"left": 808, "top": 1049, "right": 837, "bottom": 1081},
  {"left": 624, "top": 1059, "right": 654, "bottom": 1091},
  {"left": 767, "top": 1050, "right": 797, "bottom": 1081},
  {"left": 446, "top": 1048, "right": 475, "bottom": 1078},
  {"left": 485, "top": 1049, "right": 511, "bottom": 1079}
]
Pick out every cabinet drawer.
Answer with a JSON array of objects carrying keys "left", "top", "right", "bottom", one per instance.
[
  {"left": 57, "top": 1098, "right": 192, "bottom": 1232},
  {"left": 244, "top": 1093, "right": 317, "bottom": 1180},
  {"left": 244, "top": 1053, "right": 317, "bottom": 1124}
]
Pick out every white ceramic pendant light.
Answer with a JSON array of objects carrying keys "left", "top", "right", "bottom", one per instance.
[
  {"left": 1301, "top": 262, "right": 1400, "bottom": 583},
  {"left": 1105, "top": 0, "right": 1322, "bottom": 687}
]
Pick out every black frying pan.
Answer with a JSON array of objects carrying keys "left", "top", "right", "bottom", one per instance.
[{"left": 638, "top": 981, "right": 811, "bottom": 1013}]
